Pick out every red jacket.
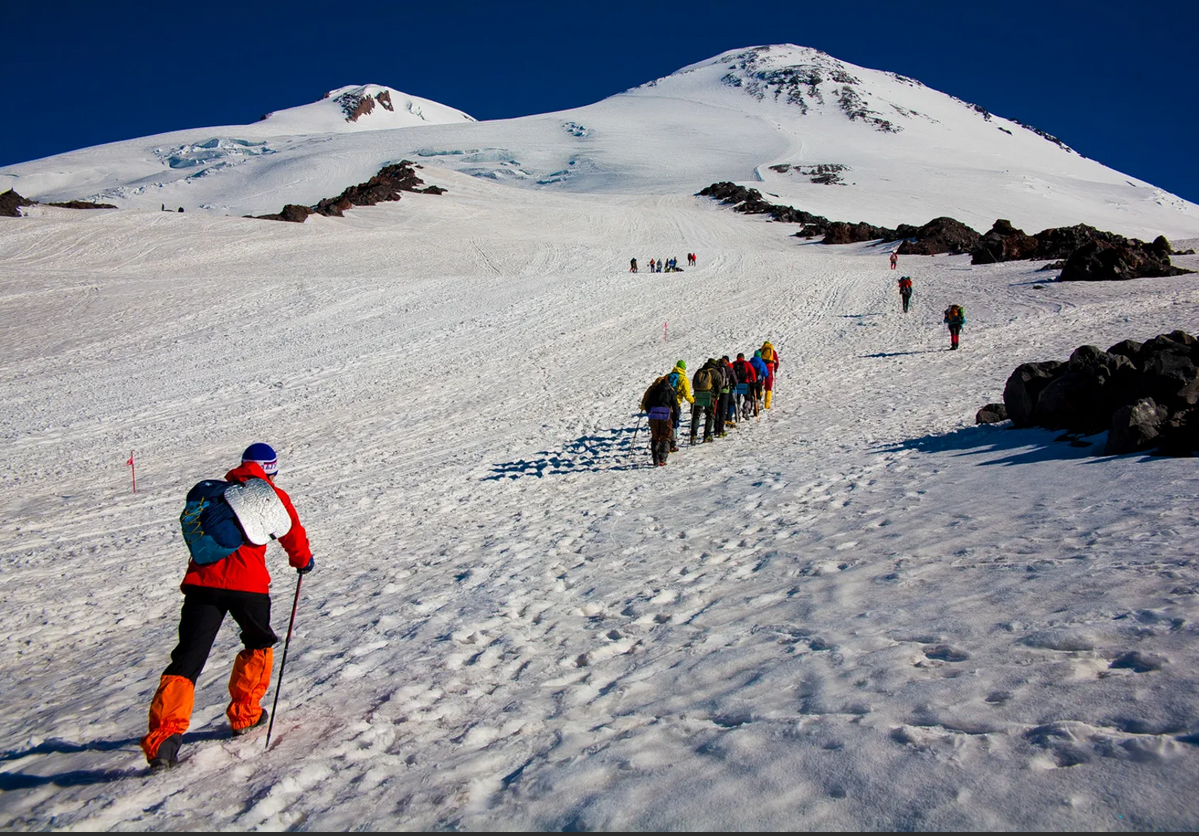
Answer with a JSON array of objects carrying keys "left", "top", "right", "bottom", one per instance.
[
  {"left": 732, "top": 358, "right": 757, "bottom": 383},
  {"left": 181, "top": 461, "right": 312, "bottom": 594}
]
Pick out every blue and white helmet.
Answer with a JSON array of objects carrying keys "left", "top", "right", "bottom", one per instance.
[{"left": 241, "top": 442, "right": 278, "bottom": 476}]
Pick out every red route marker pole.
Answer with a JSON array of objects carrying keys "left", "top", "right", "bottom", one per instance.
[{"left": 127, "top": 451, "right": 136, "bottom": 493}]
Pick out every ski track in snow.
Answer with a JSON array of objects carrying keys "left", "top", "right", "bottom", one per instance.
[{"left": 1, "top": 175, "right": 1199, "bottom": 829}]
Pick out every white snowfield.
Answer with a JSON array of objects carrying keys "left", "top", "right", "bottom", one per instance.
[
  {"left": 2, "top": 43, "right": 1199, "bottom": 830},
  {"left": 3, "top": 44, "right": 1198, "bottom": 240},
  {"left": 1, "top": 168, "right": 1198, "bottom": 830}
]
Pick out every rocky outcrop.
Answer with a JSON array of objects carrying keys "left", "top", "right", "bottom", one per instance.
[
  {"left": 699, "top": 183, "right": 1191, "bottom": 279},
  {"left": 975, "top": 403, "right": 1008, "bottom": 424},
  {"left": 44, "top": 200, "right": 117, "bottom": 210},
  {"left": 823, "top": 221, "right": 898, "bottom": 245},
  {"left": 254, "top": 204, "right": 313, "bottom": 223},
  {"left": 2, "top": 190, "right": 116, "bottom": 216},
  {"left": 999, "top": 331, "right": 1199, "bottom": 456},
  {"left": 1, "top": 190, "right": 36, "bottom": 217},
  {"left": 255, "top": 161, "right": 444, "bottom": 223},
  {"left": 1107, "top": 399, "right": 1168, "bottom": 454},
  {"left": 1003, "top": 361, "right": 1065, "bottom": 427},
  {"left": 971, "top": 219, "right": 1040, "bottom": 264},
  {"left": 895, "top": 217, "right": 981, "bottom": 256},
  {"left": 698, "top": 182, "right": 914, "bottom": 243},
  {"left": 1058, "top": 239, "right": 1191, "bottom": 282},
  {"left": 334, "top": 88, "right": 396, "bottom": 123},
  {"left": 970, "top": 222, "right": 1192, "bottom": 280}
]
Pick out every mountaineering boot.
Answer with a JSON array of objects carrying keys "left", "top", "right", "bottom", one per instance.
[
  {"left": 149, "top": 733, "right": 183, "bottom": 771},
  {"left": 142, "top": 674, "right": 194, "bottom": 765},
  {"left": 232, "top": 709, "right": 269, "bottom": 737}
]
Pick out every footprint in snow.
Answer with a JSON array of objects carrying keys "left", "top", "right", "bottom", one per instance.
[{"left": 922, "top": 644, "right": 970, "bottom": 663}]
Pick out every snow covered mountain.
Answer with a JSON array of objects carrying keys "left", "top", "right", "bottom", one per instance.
[
  {"left": 259, "top": 84, "right": 476, "bottom": 133},
  {"left": 2, "top": 44, "right": 1198, "bottom": 239},
  {"left": 4, "top": 46, "right": 1199, "bottom": 831}
]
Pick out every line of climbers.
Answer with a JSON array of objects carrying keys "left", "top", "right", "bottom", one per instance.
[
  {"left": 629, "top": 254, "right": 697, "bottom": 274},
  {"left": 639, "top": 342, "right": 780, "bottom": 467}
]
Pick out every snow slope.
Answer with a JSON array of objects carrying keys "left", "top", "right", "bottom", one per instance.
[
  {"left": 1, "top": 167, "right": 1198, "bottom": 829},
  {"left": 3, "top": 45, "right": 1198, "bottom": 240}
]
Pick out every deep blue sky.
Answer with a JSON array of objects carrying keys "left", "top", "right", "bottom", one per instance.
[{"left": 5, "top": 0, "right": 1197, "bottom": 203}]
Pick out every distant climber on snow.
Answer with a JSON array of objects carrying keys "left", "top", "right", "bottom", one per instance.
[
  {"left": 898, "top": 276, "right": 913, "bottom": 313},
  {"left": 944, "top": 304, "right": 966, "bottom": 350},
  {"left": 630, "top": 257, "right": 638, "bottom": 273},
  {"left": 890, "top": 252, "right": 898, "bottom": 270}
]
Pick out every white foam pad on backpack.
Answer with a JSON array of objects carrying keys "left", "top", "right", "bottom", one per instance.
[{"left": 223, "top": 477, "right": 292, "bottom": 545}]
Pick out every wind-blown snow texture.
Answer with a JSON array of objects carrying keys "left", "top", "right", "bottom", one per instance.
[{"left": 2, "top": 45, "right": 1199, "bottom": 831}]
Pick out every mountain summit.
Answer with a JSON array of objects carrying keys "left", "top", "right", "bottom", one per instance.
[{"left": 259, "top": 84, "right": 476, "bottom": 133}]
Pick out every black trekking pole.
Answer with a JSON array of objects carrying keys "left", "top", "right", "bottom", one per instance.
[
  {"left": 630, "top": 412, "right": 645, "bottom": 451},
  {"left": 265, "top": 573, "right": 303, "bottom": 750}
]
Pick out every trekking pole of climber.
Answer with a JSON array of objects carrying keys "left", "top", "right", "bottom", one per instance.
[
  {"left": 265, "top": 574, "right": 303, "bottom": 750},
  {"left": 630, "top": 412, "right": 645, "bottom": 452}
]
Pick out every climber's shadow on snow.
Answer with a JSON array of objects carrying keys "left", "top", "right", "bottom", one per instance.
[
  {"left": 876, "top": 423, "right": 1113, "bottom": 465},
  {"left": 0, "top": 728, "right": 228, "bottom": 789},
  {"left": 862, "top": 349, "right": 942, "bottom": 358},
  {"left": 486, "top": 424, "right": 643, "bottom": 479}
]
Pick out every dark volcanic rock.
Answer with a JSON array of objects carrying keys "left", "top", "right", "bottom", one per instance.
[
  {"left": 1106, "top": 398, "right": 1168, "bottom": 455},
  {"left": 1106, "top": 339, "right": 1144, "bottom": 362},
  {"left": 1032, "top": 224, "right": 1123, "bottom": 261},
  {"left": 998, "top": 330, "right": 1199, "bottom": 457},
  {"left": 823, "top": 221, "right": 897, "bottom": 245},
  {"left": 971, "top": 219, "right": 1040, "bottom": 264},
  {"left": 896, "top": 217, "right": 981, "bottom": 255},
  {"left": 1003, "top": 361, "right": 1065, "bottom": 427},
  {"left": 1059, "top": 239, "right": 1192, "bottom": 282},
  {"left": 976, "top": 403, "right": 1009, "bottom": 424},
  {"left": 45, "top": 200, "right": 118, "bottom": 210},
  {"left": 256, "top": 161, "right": 442, "bottom": 223},
  {"left": 314, "top": 162, "right": 428, "bottom": 216},
  {"left": 0, "top": 190, "right": 36, "bottom": 217},
  {"left": 255, "top": 204, "right": 313, "bottom": 223},
  {"left": 698, "top": 182, "right": 834, "bottom": 228}
]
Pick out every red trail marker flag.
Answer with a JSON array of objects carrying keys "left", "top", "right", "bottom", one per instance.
[{"left": 127, "top": 451, "right": 136, "bottom": 493}]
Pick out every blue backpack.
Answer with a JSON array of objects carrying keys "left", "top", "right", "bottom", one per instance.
[
  {"left": 667, "top": 371, "right": 681, "bottom": 391},
  {"left": 180, "top": 480, "right": 246, "bottom": 565}
]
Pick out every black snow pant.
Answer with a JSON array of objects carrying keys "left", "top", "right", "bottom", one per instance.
[
  {"left": 747, "top": 383, "right": 763, "bottom": 417},
  {"left": 901, "top": 291, "right": 911, "bottom": 313},
  {"left": 164, "top": 585, "right": 278, "bottom": 683},
  {"left": 691, "top": 400, "right": 715, "bottom": 442},
  {"left": 716, "top": 391, "right": 730, "bottom": 433},
  {"left": 948, "top": 325, "right": 961, "bottom": 349}
]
